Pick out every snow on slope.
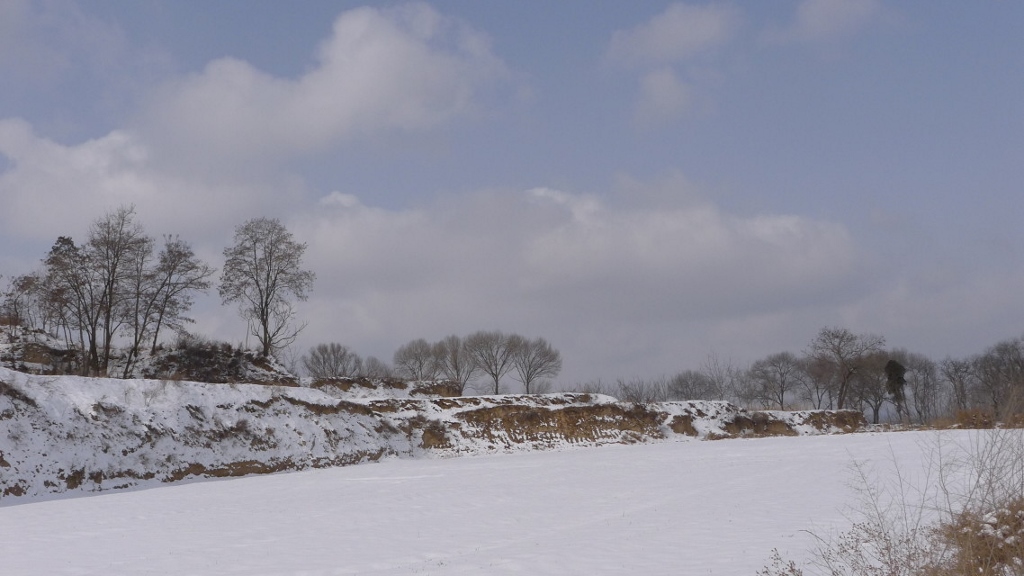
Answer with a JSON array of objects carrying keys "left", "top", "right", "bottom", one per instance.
[
  {"left": 0, "top": 430, "right": 970, "bottom": 575},
  {"left": 0, "top": 366, "right": 864, "bottom": 500}
]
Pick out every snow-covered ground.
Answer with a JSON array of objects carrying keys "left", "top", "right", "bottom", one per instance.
[{"left": 0, "top": 429, "right": 969, "bottom": 575}]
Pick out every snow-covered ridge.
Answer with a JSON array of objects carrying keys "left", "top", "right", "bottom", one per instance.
[{"left": 0, "top": 366, "right": 865, "bottom": 501}]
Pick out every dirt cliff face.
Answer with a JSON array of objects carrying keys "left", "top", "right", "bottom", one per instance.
[{"left": 0, "top": 367, "right": 866, "bottom": 501}]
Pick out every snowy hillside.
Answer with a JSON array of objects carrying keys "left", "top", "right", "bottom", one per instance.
[{"left": 0, "top": 366, "right": 865, "bottom": 500}]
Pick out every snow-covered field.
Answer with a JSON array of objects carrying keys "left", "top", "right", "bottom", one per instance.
[{"left": 0, "top": 430, "right": 965, "bottom": 575}]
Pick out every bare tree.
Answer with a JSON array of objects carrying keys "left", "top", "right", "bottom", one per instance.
[
  {"left": 118, "top": 236, "right": 214, "bottom": 378},
  {"left": 43, "top": 236, "right": 100, "bottom": 374},
  {"left": 940, "top": 356, "right": 975, "bottom": 414},
  {"left": 148, "top": 236, "right": 215, "bottom": 354},
  {"left": 890, "top": 349, "right": 939, "bottom": 424},
  {"left": 512, "top": 337, "right": 561, "bottom": 394},
  {"left": 851, "top": 351, "right": 891, "bottom": 424},
  {"left": 393, "top": 338, "right": 441, "bottom": 381},
  {"left": 617, "top": 376, "right": 671, "bottom": 403},
  {"left": 434, "top": 334, "right": 479, "bottom": 394},
  {"left": 88, "top": 205, "right": 150, "bottom": 373},
  {"left": 973, "top": 337, "right": 1024, "bottom": 417},
  {"left": 465, "top": 330, "right": 522, "bottom": 394},
  {"left": 745, "top": 351, "right": 804, "bottom": 410},
  {"left": 701, "top": 352, "right": 742, "bottom": 401},
  {"left": 219, "top": 218, "right": 315, "bottom": 357},
  {"left": 118, "top": 233, "right": 158, "bottom": 377},
  {"left": 362, "top": 356, "right": 393, "bottom": 379},
  {"left": 800, "top": 355, "right": 837, "bottom": 409},
  {"left": 807, "top": 327, "right": 885, "bottom": 409},
  {"left": 668, "top": 370, "right": 719, "bottom": 401},
  {"left": 302, "top": 343, "right": 363, "bottom": 379},
  {"left": 2, "top": 272, "right": 47, "bottom": 332}
]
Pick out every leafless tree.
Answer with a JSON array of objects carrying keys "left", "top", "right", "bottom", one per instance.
[
  {"left": 940, "top": 356, "right": 975, "bottom": 413},
  {"left": 807, "top": 326, "right": 885, "bottom": 409},
  {"left": 465, "top": 330, "right": 523, "bottom": 394},
  {"left": 147, "top": 236, "right": 215, "bottom": 354},
  {"left": 393, "top": 338, "right": 441, "bottom": 381},
  {"left": 851, "top": 351, "right": 891, "bottom": 424},
  {"left": 617, "top": 376, "right": 671, "bottom": 403},
  {"left": 302, "top": 342, "right": 363, "bottom": 379},
  {"left": 701, "top": 352, "right": 742, "bottom": 401},
  {"left": 745, "top": 351, "right": 805, "bottom": 410},
  {"left": 43, "top": 236, "right": 100, "bottom": 374},
  {"left": 668, "top": 370, "right": 719, "bottom": 401},
  {"left": 2, "top": 272, "right": 47, "bottom": 332},
  {"left": 890, "top": 348, "right": 940, "bottom": 424},
  {"left": 362, "top": 356, "right": 393, "bottom": 379},
  {"left": 512, "top": 337, "right": 561, "bottom": 394},
  {"left": 119, "top": 236, "right": 214, "bottom": 378},
  {"left": 434, "top": 334, "right": 479, "bottom": 394},
  {"left": 88, "top": 205, "right": 150, "bottom": 373},
  {"left": 972, "top": 337, "right": 1024, "bottom": 417},
  {"left": 219, "top": 218, "right": 315, "bottom": 357},
  {"left": 800, "top": 355, "right": 837, "bottom": 409}
]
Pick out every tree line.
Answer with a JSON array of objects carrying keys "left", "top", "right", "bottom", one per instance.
[
  {"left": 1, "top": 206, "right": 314, "bottom": 377},
  {"left": 575, "top": 326, "right": 1024, "bottom": 424},
  {"left": 301, "top": 331, "right": 562, "bottom": 395}
]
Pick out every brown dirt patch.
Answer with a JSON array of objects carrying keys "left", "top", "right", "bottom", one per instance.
[
  {"left": 722, "top": 412, "right": 798, "bottom": 437},
  {"left": 454, "top": 403, "right": 665, "bottom": 445},
  {"left": 668, "top": 414, "right": 698, "bottom": 436},
  {"left": 798, "top": 410, "right": 867, "bottom": 432}
]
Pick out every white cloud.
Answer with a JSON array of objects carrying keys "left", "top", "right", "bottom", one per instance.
[
  {"left": 764, "top": 0, "right": 881, "bottom": 44},
  {"left": 0, "top": 119, "right": 292, "bottom": 250},
  {"left": 633, "top": 68, "right": 691, "bottom": 126},
  {"left": 607, "top": 4, "right": 736, "bottom": 126},
  {"left": 290, "top": 186, "right": 860, "bottom": 382},
  {"left": 607, "top": 3, "right": 739, "bottom": 67},
  {"left": 137, "top": 3, "right": 507, "bottom": 168}
]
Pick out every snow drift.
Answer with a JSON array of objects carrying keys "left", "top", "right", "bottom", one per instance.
[{"left": 0, "top": 366, "right": 865, "bottom": 501}]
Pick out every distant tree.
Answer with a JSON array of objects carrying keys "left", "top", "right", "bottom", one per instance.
[
  {"left": 851, "top": 351, "right": 892, "bottom": 424},
  {"left": 799, "top": 355, "right": 837, "bottom": 409},
  {"left": 43, "top": 235, "right": 99, "bottom": 374},
  {"left": 940, "top": 356, "right": 975, "bottom": 413},
  {"left": 884, "top": 358, "right": 908, "bottom": 422},
  {"left": 617, "top": 376, "right": 671, "bottom": 403},
  {"left": 746, "top": 352, "right": 804, "bottom": 410},
  {"left": 2, "top": 272, "right": 46, "bottom": 332},
  {"left": 147, "top": 236, "right": 215, "bottom": 354},
  {"left": 88, "top": 205, "right": 151, "bottom": 373},
  {"left": 362, "top": 356, "right": 393, "bottom": 379},
  {"left": 807, "top": 327, "right": 885, "bottom": 410},
  {"left": 465, "top": 330, "right": 523, "bottom": 394},
  {"left": 889, "top": 350, "right": 939, "bottom": 424},
  {"left": 434, "top": 335, "right": 479, "bottom": 394},
  {"left": 512, "top": 337, "right": 561, "bottom": 394},
  {"left": 393, "top": 338, "right": 441, "bottom": 381},
  {"left": 119, "top": 235, "right": 214, "bottom": 378},
  {"left": 302, "top": 343, "right": 363, "bottom": 379},
  {"left": 668, "top": 370, "right": 719, "bottom": 401},
  {"left": 972, "top": 337, "right": 1024, "bottom": 417},
  {"left": 700, "top": 352, "right": 742, "bottom": 402},
  {"left": 219, "top": 218, "right": 315, "bottom": 357}
]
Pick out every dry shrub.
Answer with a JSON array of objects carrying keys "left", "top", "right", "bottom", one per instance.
[
  {"left": 762, "top": 429, "right": 1024, "bottom": 576},
  {"left": 954, "top": 409, "right": 996, "bottom": 429},
  {"left": 930, "top": 497, "right": 1024, "bottom": 576}
]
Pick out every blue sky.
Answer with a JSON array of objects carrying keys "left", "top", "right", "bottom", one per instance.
[{"left": 1, "top": 1, "right": 1022, "bottom": 386}]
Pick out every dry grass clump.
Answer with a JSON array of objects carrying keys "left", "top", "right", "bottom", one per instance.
[
  {"left": 761, "top": 428, "right": 1024, "bottom": 576},
  {"left": 930, "top": 497, "right": 1024, "bottom": 576}
]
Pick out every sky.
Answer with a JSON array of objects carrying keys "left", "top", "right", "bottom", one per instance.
[{"left": 1, "top": 0, "right": 1022, "bottom": 387}]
